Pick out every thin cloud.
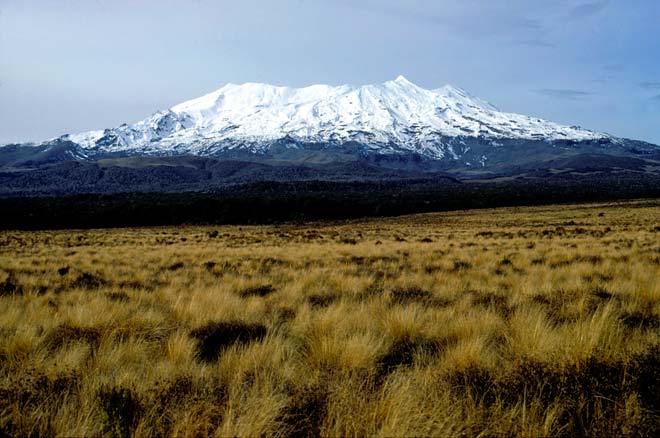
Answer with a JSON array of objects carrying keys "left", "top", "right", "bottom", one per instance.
[
  {"left": 603, "top": 63, "right": 624, "bottom": 73},
  {"left": 536, "top": 89, "right": 592, "bottom": 100},
  {"left": 333, "top": 0, "right": 546, "bottom": 38},
  {"left": 511, "top": 17, "right": 544, "bottom": 31},
  {"left": 645, "top": 95, "right": 660, "bottom": 113},
  {"left": 514, "top": 39, "right": 555, "bottom": 48},
  {"left": 639, "top": 82, "right": 660, "bottom": 90},
  {"left": 570, "top": 1, "right": 610, "bottom": 19}
]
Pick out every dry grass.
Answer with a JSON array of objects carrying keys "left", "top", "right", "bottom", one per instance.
[{"left": 2, "top": 199, "right": 660, "bottom": 436}]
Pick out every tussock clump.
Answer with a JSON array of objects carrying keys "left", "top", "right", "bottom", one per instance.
[
  {"left": 0, "top": 370, "right": 80, "bottom": 410},
  {"left": 371, "top": 256, "right": 400, "bottom": 264},
  {"left": 57, "top": 266, "right": 70, "bottom": 276},
  {"left": 260, "top": 257, "right": 285, "bottom": 273},
  {"left": 149, "top": 375, "right": 227, "bottom": 413},
  {"left": 494, "top": 357, "right": 654, "bottom": 435},
  {"left": 591, "top": 287, "right": 613, "bottom": 300},
  {"left": 582, "top": 272, "right": 614, "bottom": 283},
  {"left": 347, "top": 255, "right": 367, "bottom": 265},
  {"left": 0, "top": 371, "right": 80, "bottom": 436},
  {"left": 447, "top": 365, "right": 495, "bottom": 405},
  {"left": 202, "top": 261, "right": 216, "bottom": 270},
  {"left": 112, "top": 323, "right": 174, "bottom": 344},
  {"left": 117, "top": 280, "right": 154, "bottom": 291},
  {"left": 303, "top": 230, "right": 324, "bottom": 241},
  {"left": 149, "top": 375, "right": 225, "bottom": 434},
  {"left": 530, "top": 292, "right": 576, "bottom": 324},
  {"left": 238, "top": 284, "right": 276, "bottom": 298},
  {"left": 549, "top": 259, "right": 573, "bottom": 269},
  {"left": 0, "top": 275, "right": 23, "bottom": 296},
  {"left": 273, "top": 307, "right": 296, "bottom": 323},
  {"left": 348, "top": 255, "right": 403, "bottom": 278},
  {"left": 377, "top": 335, "right": 450, "bottom": 380},
  {"left": 106, "top": 291, "right": 130, "bottom": 302},
  {"left": 167, "top": 262, "right": 184, "bottom": 271},
  {"left": 424, "top": 264, "right": 443, "bottom": 274},
  {"left": 279, "top": 385, "right": 328, "bottom": 437},
  {"left": 496, "top": 356, "right": 660, "bottom": 412},
  {"left": 389, "top": 286, "right": 451, "bottom": 307},
  {"left": 451, "top": 260, "right": 472, "bottom": 272},
  {"left": 219, "top": 260, "right": 242, "bottom": 275},
  {"left": 495, "top": 359, "right": 560, "bottom": 406},
  {"left": 571, "top": 358, "right": 631, "bottom": 402},
  {"left": 361, "top": 280, "right": 384, "bottom": 298},
  {"left": 190, "top": 321, "right": 267, "bottom": 362},
  {"left": 632, "top": 347, "right": 660, "bottom": 410},
  {"left": 377, "top": 338, "right": 418, "bottom": 376},
  {"left": 70, "top": 272, "right": 107, "bottom": 290},
  {"left": 152, "top": 375, "right": 195, "bottom": 408},
  {"left": 471, "top": 291, "right": 512, "bottom": 318},
  {"left": 530, "top": 294, "right": 554, "bottom": 307},
  {"left": 390, "top": 286, "right": 431, "bottom": 304},
  {"left": 44, "top": 324, "right": 101, "bottom": 353},
  {"left": 495, "top": 358, "right": 623, "bottom": 406},
  {"left": 98, "top": 386, "right": 143, "bottom": 438},
  {"left": 307, "top": 293, "right": 340, "bottom": 308},
  {"left": 576, "top": 255, "right": 603, "bottom": 264},
  {"left": 620, "top": 310, "right": 660, "bottom": 330}
]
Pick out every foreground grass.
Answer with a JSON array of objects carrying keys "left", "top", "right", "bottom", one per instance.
[{"left": 1, "top": 200, "right": 660, "bottom": 436}]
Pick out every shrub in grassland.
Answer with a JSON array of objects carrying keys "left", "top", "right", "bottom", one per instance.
[
  {"left": 190, "top": 321, "right": 268, "bottom": 362},
  {"left": 98, "top": 386, "right": 142, "bottom": 438}
]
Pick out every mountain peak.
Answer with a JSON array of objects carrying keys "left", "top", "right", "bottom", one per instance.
[{"left": 387, "top": 75, "right": 425, "bottom": 91}]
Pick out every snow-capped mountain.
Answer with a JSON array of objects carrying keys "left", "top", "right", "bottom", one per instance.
[
  {"left": 5, "top": 76, "right": 659, "bottom": 173},
  {"left": 54, "top": 76, "right": 611, "bottom": 159}
]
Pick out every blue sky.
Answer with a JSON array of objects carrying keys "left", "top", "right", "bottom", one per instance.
[{"left": 1, "top": 0, "right": 659, "bottom": 144}]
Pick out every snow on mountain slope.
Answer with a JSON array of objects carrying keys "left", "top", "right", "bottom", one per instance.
[{"left": 56, "top": 75, "right": 609, "bottom": 159}]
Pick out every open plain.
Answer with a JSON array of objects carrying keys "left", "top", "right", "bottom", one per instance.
[{"left": 2, "top": 200, "right": 660, "bottom": 436}]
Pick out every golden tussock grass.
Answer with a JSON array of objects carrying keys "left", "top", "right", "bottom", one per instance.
[{"left": 1, "top": 199, "right": 660, "bottom": 436}]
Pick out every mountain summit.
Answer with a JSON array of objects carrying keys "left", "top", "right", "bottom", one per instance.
[{"left": 4, "top": 76, "right": 658, "bottom": 171}]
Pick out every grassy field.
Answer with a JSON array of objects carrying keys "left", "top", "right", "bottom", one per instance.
[{"left": 2, "top": 200, "right": 660, "bottom": 436}]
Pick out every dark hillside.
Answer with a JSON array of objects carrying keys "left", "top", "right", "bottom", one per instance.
[{"left": 2, "top": 173, "right": 660, "bottom": 230}]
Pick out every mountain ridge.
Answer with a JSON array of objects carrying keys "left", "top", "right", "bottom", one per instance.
[{"left": 2, "top": 76, "right": 658, "bottom": 174}]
